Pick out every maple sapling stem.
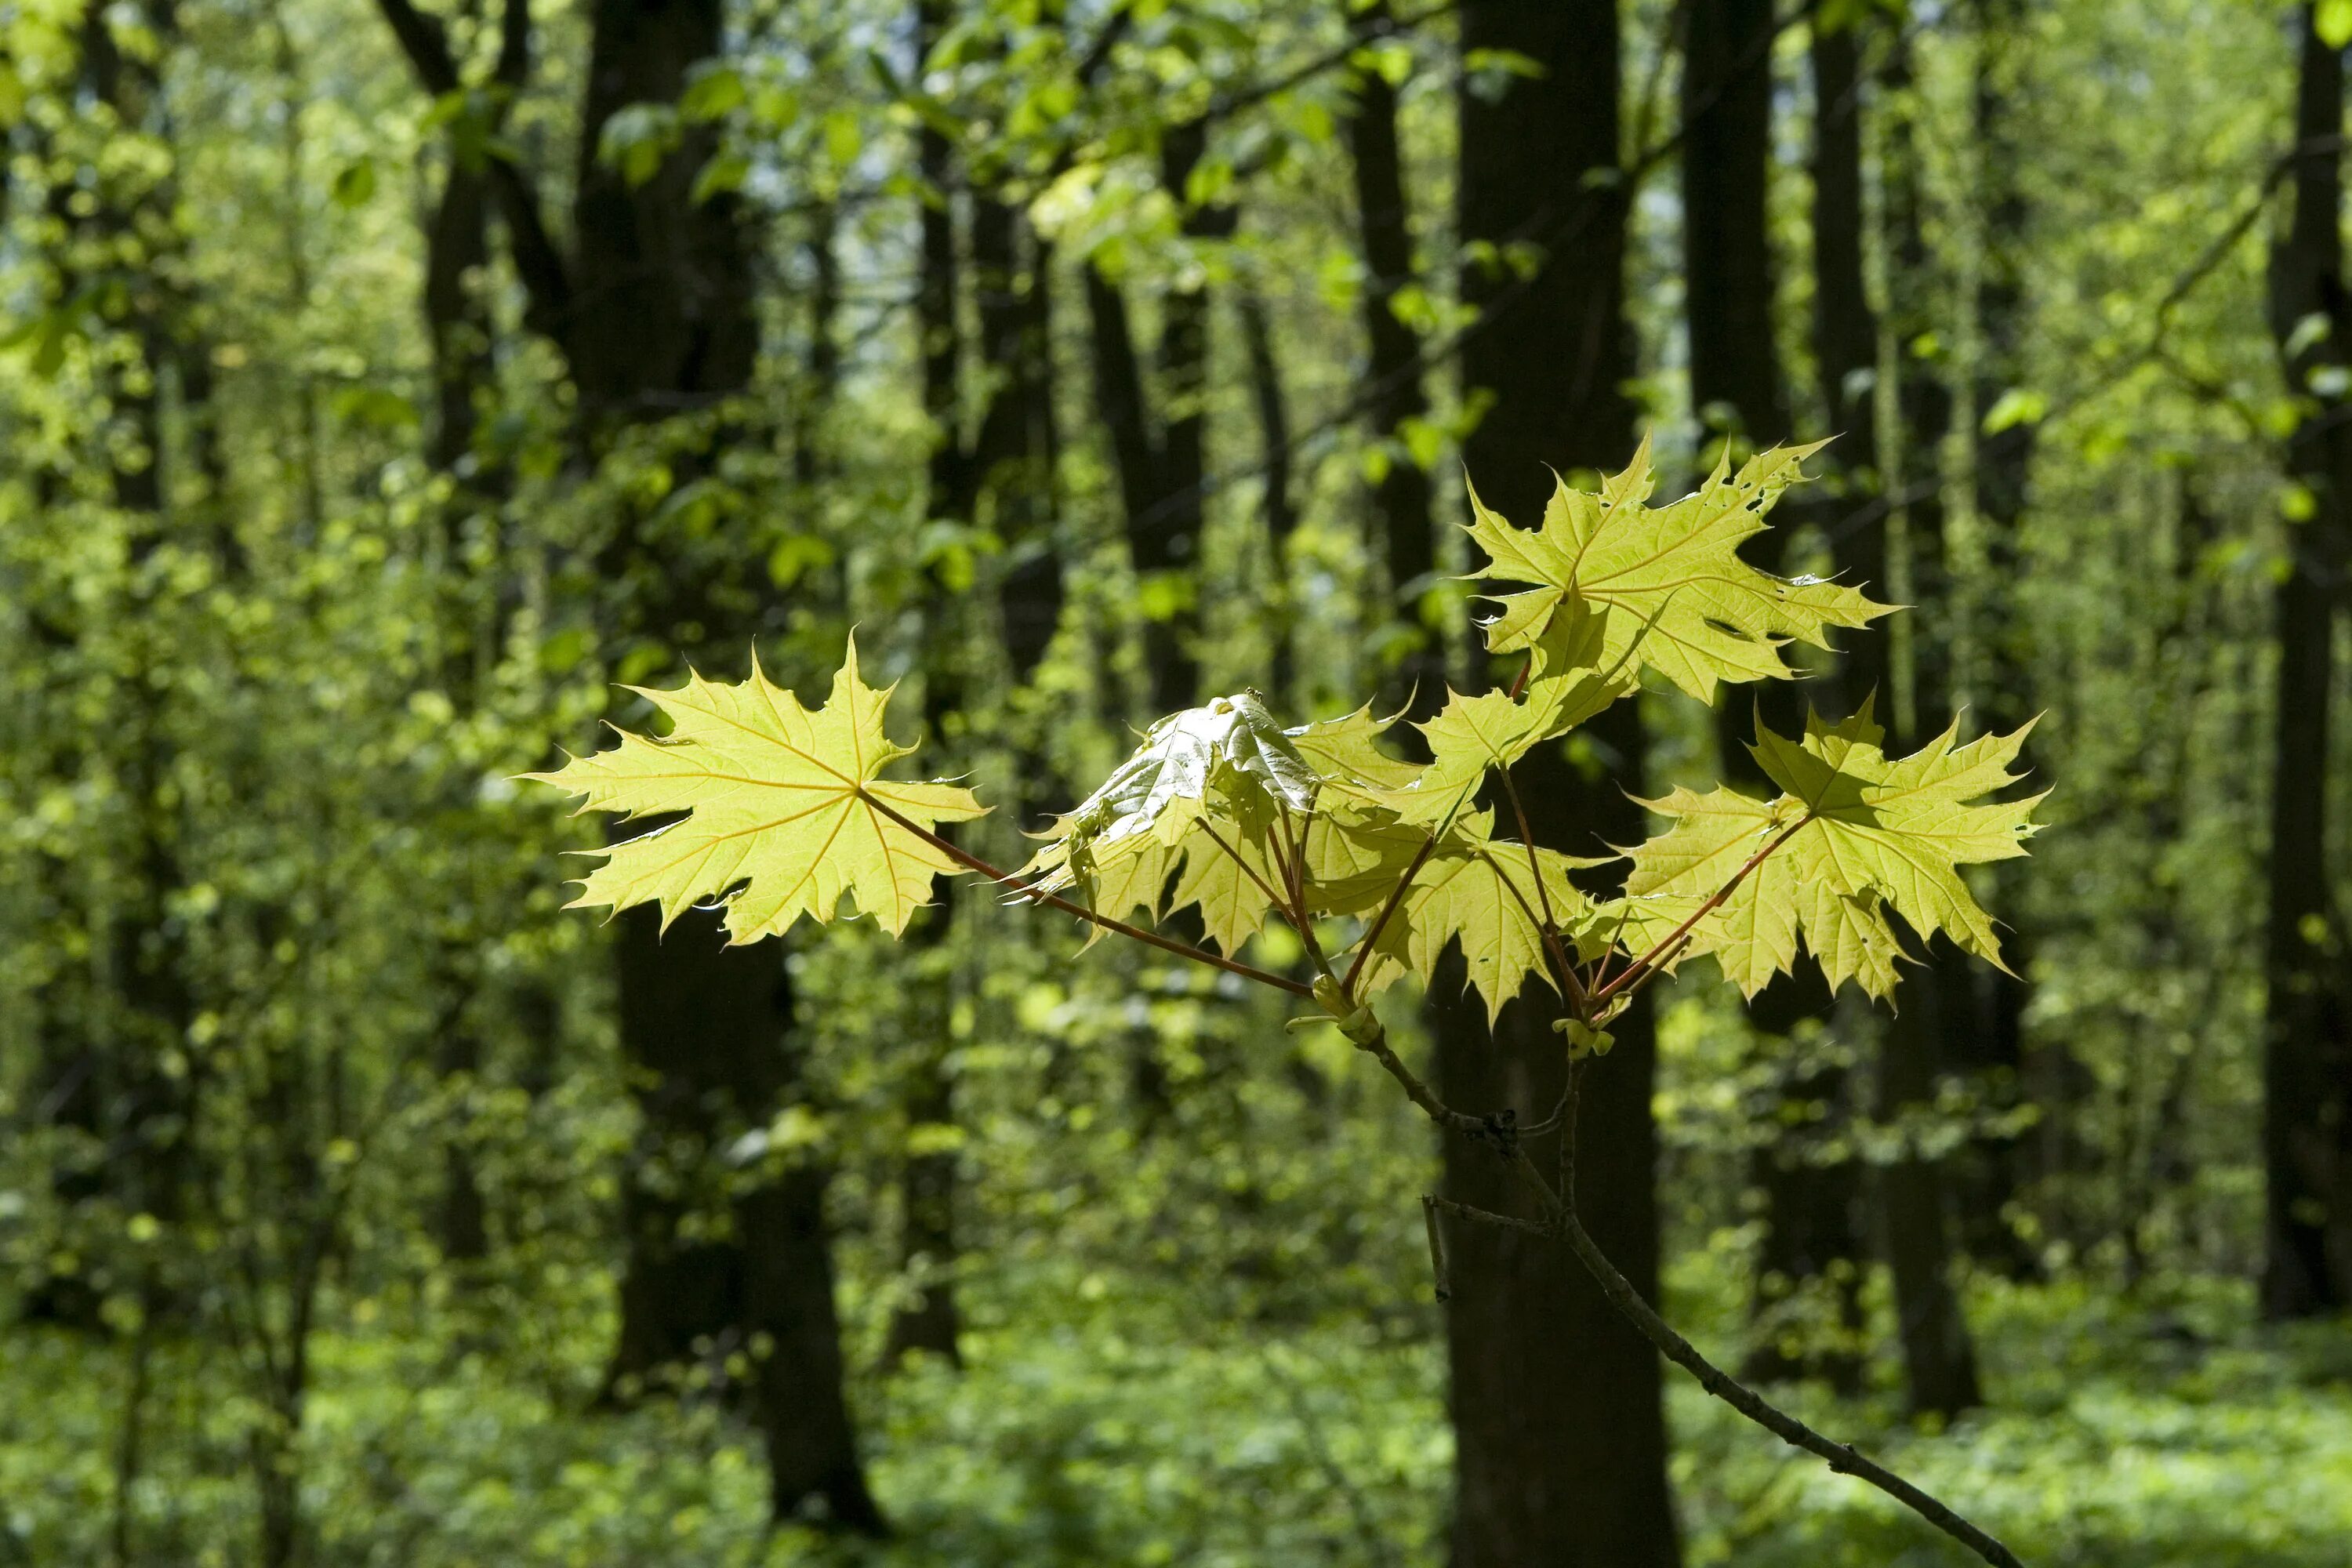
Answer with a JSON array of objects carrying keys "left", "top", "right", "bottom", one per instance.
[
  {"left": 858, "top": 791, "right": 1315, "bottom": 997},
  {"left": 1545, "top": 1070, "right": 2025, "bottom": 1567}
]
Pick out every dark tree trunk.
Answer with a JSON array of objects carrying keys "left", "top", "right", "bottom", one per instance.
[
  {"left": 546, "top": 0, "right": 883, "bottom": 1523},
  {"left": 1084, "top": 265, "right": 1191, "bottom": 712},
  {"left": 975, "top": 198, "right": 1066, "bottom": 689},
  {"left": 1443, "top": 4, "right": 1679, "bottom": 1564},
  {"left": 795, "top": 199, "right": 841, "bottom": 487},
  {"left": 1345, "top": 2, "right": 1440, "bottom": 718},
  {"left": 2262, "top": 3, "right": 2352, "bottom": 1318},
  {"left": 1809, "top": 2, "right": 1882, "bottom": 550},
  {"left": 1957, "top": 0, "right": 2042, "bottom": 1279},
  {"left": 888, "top": 9, "right": 972, "bottom": 1364},
  {"left": 1682, "top": 0, "right": 1790, "bottom": 451},
  {"left": 419, "top": 95, "right": 503, "bottom": 1266},
  {"left": 1081, "top": 118, "right": 1230, "bottom": 714},
  {"left": 1876, "top": 32, "right": 1984, "bottom": 1417},
  {"left": 609, "top": 909, "right": 884, "bottom": 1530},
  {"left": 1684, "top": 0, "right": 1867, "bottom": 1388}
]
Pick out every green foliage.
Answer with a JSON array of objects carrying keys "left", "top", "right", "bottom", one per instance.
[
  {"left": 1614, "top": 701, "right": 2045, "bottom": 999},
  {"left": 536, "top": 451, "right": 2040, "bottom": 1025}
]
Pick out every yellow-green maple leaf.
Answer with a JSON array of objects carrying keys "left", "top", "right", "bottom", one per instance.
[
  {"left": 1354, "top": 811, "right": 1599, "bottom": 1022},
  {"left": 524, "top": 640, "right": 985, "bottom": 941},
  {"left": 1609, "top": 702, "right": 2042, "bottom": 999},
  {"left": 1466, "top": 433, "right": 1891, "bottom": 699}
]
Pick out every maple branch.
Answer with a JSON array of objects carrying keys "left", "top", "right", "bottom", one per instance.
[
  {"left": 1394, "top": 1031, "right": 2027, "bottom": 1568},
  {"left": 1347, "top": 1019, "right": 1486, "bottom": 1138},
  {"left": 860, "top": 793, "right": 1314, "bottom": 996},
  {"left": 1589, "top": 813, "right": 1811, "bottom": 1006},
  {"left": 1544, "top": 1083, "right": 2027, "bottom": 1568}
]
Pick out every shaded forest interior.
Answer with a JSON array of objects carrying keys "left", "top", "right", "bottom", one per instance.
[{"left": 3, "top": 0, "right": 2352, "bottom": 1563}]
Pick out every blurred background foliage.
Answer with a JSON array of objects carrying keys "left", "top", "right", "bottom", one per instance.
[{"left": 1, "top": 0, "right": 2350, "bottom": 1563}]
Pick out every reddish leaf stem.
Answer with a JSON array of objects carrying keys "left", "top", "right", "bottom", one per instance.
[
  {"left": 861, "top": 792, "right": 1315, "bottom": 997},
  {"left": 1589, "top": 813, "right": 1810, "bottom": 1006}
]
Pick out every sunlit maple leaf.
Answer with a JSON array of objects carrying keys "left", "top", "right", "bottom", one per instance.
[
  {"left": 1607, "top": 699, "right": 2042, "bottom": 999},
  {"left": 1465, "top": 432, "right": 1892, "bottom": 700},
  {"left": 524, "top": 638, "right": 985, "bottom": 941}
]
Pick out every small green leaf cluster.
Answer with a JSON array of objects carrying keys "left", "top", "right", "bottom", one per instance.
[{"left": 532, "top": 441, "right": 2042, "bottom": 1034}]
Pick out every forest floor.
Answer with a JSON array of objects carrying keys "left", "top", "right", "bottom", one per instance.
[{"left": 2, "top": 1261, "right": 2347, "bottom": 1566}]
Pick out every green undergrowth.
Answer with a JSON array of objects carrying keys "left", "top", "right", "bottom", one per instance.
[{"left": 2, "top": 1263, "right": 2344, "bottom": 1566}]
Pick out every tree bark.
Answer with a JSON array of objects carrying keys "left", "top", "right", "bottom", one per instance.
[
  {"left": 1345, "top": 2, "right": 1441, "bottom": 719},
  {"left": 1957, "top": 0, "right": 2042, "bottom": 1279},
  {"left": 1683, "top": 0, "right": 1869, "bottom": 1388},
  {"left": 532, "top": 0, "right": 883, "bottom": 1522},
  {"left": 1876, "top": 31, "right": 1985, "bottom": 1416},
  {"left": 975, "top": 198, "right": 1066, "bottom": 688},
  {"left": 609, "top": 907, "right": 884, "bottom": 1530},
  {"left": 888, "top": 7, "right": 973, "bottom": 1363},
  {"left": 1682, "top": 0, "right": 1790, "bottom": 451},
  {"left": 1443, "top": 4, "right": 1679, "bottom": 1563},
  {"left": 2261, "top": 2, "right": 2352, "bottom": 1319},
  {"left": 1081, "top": 115, "right": 1231, "bottom": 714}
]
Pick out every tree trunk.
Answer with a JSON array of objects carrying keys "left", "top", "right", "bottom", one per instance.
[
  {"left": 1081, "top": 116, "right": 1230, "bottom": 714},
  {"left": 1443, "top": 4, "right": 1679, "bottom": 1563},
  {"left": 975, "top": 198, "right": 1066, "bottom": 689},
  {"left": 1876, "top": 31, "right": 1984, "bottom": 1417},
  {"left": 1239, "top": 292, "right": 1301, "bottom": 706},
  {"left": 2261, "top": 2, "right": 2352, "bottom": 1319},
  {"left": 1958, "top": 0, "right": 2041, "bottom": 1280},
  {"left": 1345, "top": 2, "right": 1441, "bottom": 718},
  {"left": 888, "top": 12, "right": 972, "bottom": 1363},
  {"left": 1682, "top": 0, "right": 1869, "bottom": 1388},
  {"left": 1682, "top": 0, "right": 1790, "bottom": 452},
  {"left": 609, "top": 907, "right": 884, "bottom": 1530},
  {"left": 420, "top": 127, "right": 500, "bottom": 1269},
  {"left": 559, "top": 0, "right": 882, "bottom": 1522}
]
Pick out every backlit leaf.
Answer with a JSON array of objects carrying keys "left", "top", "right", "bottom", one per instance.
[
  {"left": 1465, "top": 433, "right": 1892, "bottom": 699},
  {"left": 524, "top": 639, "right": 985, "bottom": 941}
]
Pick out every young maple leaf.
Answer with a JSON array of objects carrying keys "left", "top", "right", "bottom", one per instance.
[
  {"left": 1019, "top": 692, "right": 1322, "bottom": 951},
  {"left": 524, "top": 638, "right": 985, "bottom": 942},
  {"left": 1606, "top": 700, "right": 2043, "bottom": 999},
  {"left": 1465, "top": 432, "right": 1892, "bottom": 699},
  {"left": 1350, "top": 810, "right": 1601, "bottom": 1022}
]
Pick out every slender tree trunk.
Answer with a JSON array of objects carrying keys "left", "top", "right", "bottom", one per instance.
[
  {"left": 2262, "top": 2, "right": 2352, "bottom": 1319},
  {"left": 1443, "top": 5, "right": 1679, "bottom": 1563},
  {"left": 1683, "top": 0, "right": 1789, "bottom": 452},
  {"left": 976, "top": 198, "right": 1066, "bottom": 689},
  {"left": 1876, "top": 32, "right": 1985, "bottom": 1417},
  {"left": 421, "top": 143, "right": 498, "bottom": 1267},
  {"left": 888, "top": 9, "right": 972, "bottom": 1364},
  {"left": 1239, "top": 292, "right": 1301, "bottom": 706},
  {"left": 1345, "top": 1, "right": 1440, "bottom": 718},
  {"left": 1959, "top": 0, "right": 2042, "bottom": 1279}
]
